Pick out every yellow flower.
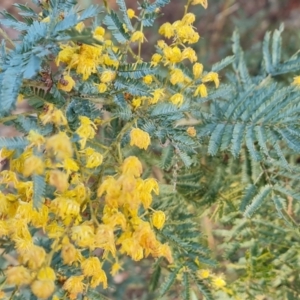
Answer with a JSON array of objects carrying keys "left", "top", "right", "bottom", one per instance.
[
  {"left": 158, "top": 243, "right": 173, "bottom": 263},
  {"left": 143, "top": 75, "right": 153, "bottom": 85},
  {"left": 97, "top": 82, "right": 107, "bottom": 93},
  {"left": 151, "top": 88, "right": 165, "bottom": 104},
  {"left": 76, "top": 116, "right": 97, "bottom": 149},
  {"left": 130, "top": 128, "right": 151, "bottom": 150},
  {"left": 45, "top": 132, "right": 73, "bottom": 160},
  {"left": 187, "top": 126, "right": 197, "bottom": 137},
  {"left": 170, "top": 69, "right": 185, "bottom": 85},
  {"left": 90, "top": 269, "right": 108, "bottom": 289},
  {"left": 61, "top": 242, "right": 82, "bottom": 265},
  {"left": 182, "top": 47, "right": 197, "bottom": 63},
  {"left": 95, "top": 224, "right": 117, "bottom": 257},
  {"left": 292, "top": 76, "right": 300, "bottom": 86},
  {"left": 49, "top": 170, "right": 69, "bottom": 193},
  {"left": 22, "top": 156, "right": 44, "bottom": 177},
  {"left": 197, "top": 269, "right": 210, "bottom": 279},
  {"left": 131, "top": 31, "right": 146, "bottom": 43},
  {"left": 121, "top": 156, "right": 143, "bottom": 177},
  {"left": 159, "top": 22, "right": 174, "bottom": 39},
  {"left": 51, "top": 197, "right": 80, "bottom": 225},
  {"left": 93, "top": 26, "right": 105, "bottom": 41},
  {"left": 192, "top": 0, "right": 208, "bottom": 9},
  {"left": 182, "top": 13, "right": 196, "bottom": 25},
  {"left": 63, "top": 275, "right": 85, "bottom": 299},
  {"left": 27, "top": 130, "right": 45, "bottom": 150},
  {"left": 75, "top": 22, "right": 85, "bottom": 32},
  {"left": 5, "top": 266, "right": 32, "bottom": 286},
  {"left": 119, "top": 236, "right": 144, "bottom": 261},
  {"left": 110, "top": 262, "right": 122, "bottom": 276},
  {"left": 151, "top": 53, "right": 162, "bottom": 66},
  {"left": 212, "top": 276, "right": 226, "bottom": 289},
  {"left": 56, "top": 44, "right": 79, "bottom": 66},
  {"left": 39, "top": 103, "right": 67, "bottom": 126},
  {"left": 31, "top": 280, "right": 55, "bottom": 299},
  {"left": 127, "top": 8, "right": 135, "bottom": 19},
  {"left": 163, "top": 46, "right": 182, "bottom": 64},
  {"left": 202, "top": 72, "right": 220, "bottom": 88},
  {"left": 57, "top": 75, "right": 75, "bottom": 92},
  {"left": 152, "top": 210, "right": 166, "bottom": 230},
  {"left": 17, "top": 94, "right": 24, "bottom": 103},
  {"left": 76, "top": 44, "right": 102, "bottom": 80},
  {"left": 176, "top": 25, "right": 200, "bottom": 44},
  {"left": 37, "top": 267, "right": 56, "bottom": 280},
  {"left": 19, "top": 244, "right": 46, "bottom": 270},
  {"left": 194, "top": 84, "right": 207, "bottom": 97},
  {"left": 132, "top": 97, "right": 142, "bottom": 109},
  {"left": 85, "top": 148, "right": 103, "bottom": 168},
  {"left": 100, "top": 70, "right": 116, "bottom": 83},
  {"left": 71, "top": 224, "right": 95, "bottom": 249},
  {"left": 170, "top": 93, "right": 184, "bottom": 106},
  {"left": 193, "top": 62, "right": 203, "bottom": 78},
  {"left": 82, "top": 257, "right": 101, "bottom": 277}
]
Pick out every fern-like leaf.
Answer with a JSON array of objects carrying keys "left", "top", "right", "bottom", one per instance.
[
  {"left": 33, "top": 174, "right": 46, "bottom": 209},
  {"left": 244, "top": 185, "right": 272, "bottom": 218},
  {"left": 158, "top": 265, "right": 182, "bottom": 297}
]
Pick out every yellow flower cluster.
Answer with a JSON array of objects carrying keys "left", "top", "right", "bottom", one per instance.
[{"left": 0, "top": 0, "right": 223, "bottom": 298}]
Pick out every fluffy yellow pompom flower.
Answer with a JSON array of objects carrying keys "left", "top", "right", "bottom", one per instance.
[
  {"left": 93, "top": 26, "right": 105, "bottom": 41},
  {"left": 212, "top": 276, "right": 226, "bottom": 289},
  {"left": 45, "top": 132, "right": 73, "bottom": 160},
  {"left": 63, "top": 275, "right": 86, "bottom": 299},
  {"left": 84, "top": 147, "right": 103, "bottom": 168},
  {"left": 127, "top": 8, "right": 135, "bottom": 19},
  {"left": 57, "top": 75, "right": 75, "bottom": 92},
  {"left": 131, "top": 31, "right": 146, "bottom": 43},
  {"left": 23, "top": 156, "right": 44, "bottom": 177},
  {"left": 100, "top": 70, "right": 116, "bottom": 83},
  {"left": 121, "top": 156, "right": 143, "bottom": 177},
  {"left": 152, "top": 210, "right": 166, "bottom": 229},
  {"left": 194, "top": 84, "right": 207, "bottom": 97},
  {"left": 27, "top": 130, "right": 45, "bottom": 150},
  {"left": 143, "top": 75, "right": 153, "bottom": 85},
  {"left": 81, "top": 257, "right": 101, "bottom": 277},
  {"left": 163, "top": 46, "right": 182, "bottom": 64},
  {"left": 182, "top": 13, "right": 196, "bottom": 25},
  {"left": 193, "top": 62, "right": 203, "bottom": 78},
  {"left": 5, "top": 266, "right": 32, "bottom": 286},
  {"left": 187, "top": 126, "right": 197, "bottom": 137},
  {"left": 292, "top": 76, "right": 300, "bottom": 86},
  {"left": 31, "top": 280, "right": 55, "bottom": 299},
  {"left": 159, "top": 22, "right": 174, "bottom": 39},
  {"left": 170, "top": 69, "right": 185, "bottom": 85},
  {"left": 130, "top": 128, "right": 151, "bottom": 150},
  {"left": 97, "top": 82, "right": 107, "bottom": 93},
  {"left": 49, "top": 170, "right": 69, "bottom": 192},
  {"left": 90, "top": 269, "right": 108, "bottom": 289},
  {"left": 197, "top": 269, "right": 210, "bottom": 279},
  {"left": 192, "top": 0, "right": 208, "bottom": 9},
  {"left": 71, "top": 224, "right": 95, "bottom": 249},
  {"left": 182, "top": 47, "right": 197, "bottom": 63},
  {"left": 202, "top": 72, "right": 220, "bottom": 88},
  {"left": 170, "top": 93, "right": 184, "bottom": 106}
]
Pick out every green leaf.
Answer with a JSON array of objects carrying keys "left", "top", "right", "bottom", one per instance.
[
  {"left": 195, "top": 279, "right": 213, "bottom": 300},
  {"left": 0, "top": 137, "right": 29, "bottom": 149},
  {"left": 244, "top": 185, "right": 272, "bottom": 218},
  {"left": 103, "top": 11, "right": 130, "bottom": 44},
  {"left": 182, "top": 272, "right": 191, "bottom": 300},
  {"left": 33, "top": 174, "right": 46, "bottom": 209},
  {"left": 158, "top": 265, "right": 182, "bottom": 297},
  {"left": 116, "top": 0, "right": 134, "bottom": 31}
]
